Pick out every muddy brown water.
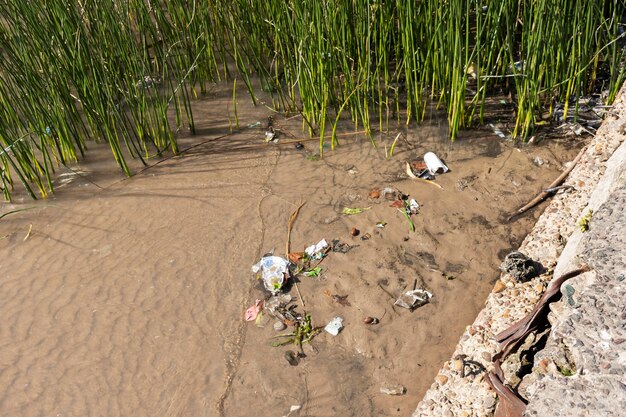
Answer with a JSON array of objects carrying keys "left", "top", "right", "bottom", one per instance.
[{"left": 0, "top": 84, "right": 583, "bottom": 417}]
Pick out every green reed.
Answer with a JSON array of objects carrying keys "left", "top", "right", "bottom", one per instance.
[{"left": 0, "top": 0, "right": 625, "bottom": 200}]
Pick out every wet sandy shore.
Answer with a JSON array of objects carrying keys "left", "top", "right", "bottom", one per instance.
[{"left": 0, "top": 84, "right": 582, "bottom": 417}]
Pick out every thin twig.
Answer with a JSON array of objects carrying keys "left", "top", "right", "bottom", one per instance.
[
  {"left": 508, "top": 145, "right": 587, "bottom": 221},
  {"left": 286, "top": 202, "right": 306, "bottom": 308}
]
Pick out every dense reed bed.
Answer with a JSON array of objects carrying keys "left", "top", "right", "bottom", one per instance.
[{"left": 1, "top": 1, "right": 625, "bottom": 199}]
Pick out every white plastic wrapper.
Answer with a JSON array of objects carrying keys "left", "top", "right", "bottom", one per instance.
[
  {"left": 394, "top": 289, "right": 433, "bottom": 310},
  {"left": 324, "top": 316, "right": 344, "bottom": 336},
  {"left": 251, "top": 256, "right": 290, "bottom": 294},
  {"left": 304, "top": 239, "right": 328, "bottom": 259}
]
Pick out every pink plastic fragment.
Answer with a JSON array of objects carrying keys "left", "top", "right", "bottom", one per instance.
[{"left": 244, "top": 299, "right": 263, "bottom": 321}]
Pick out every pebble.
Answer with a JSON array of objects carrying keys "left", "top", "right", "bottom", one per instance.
[
  {"left": 350, "top": 227, "right": 360, "bottom": 236},
  {"left": 435, "top": 374, "right": 449, "bottom": 385},
  {"left": 493, "top": 280, "right": 506, "bottom": 293},
  {"left": 369, "top": 189, "right": 381, "bottom": 199},
  {"left": 483, "top": 395, "right": 496, "bottom": 408},
  {"left": 274, "top": 321, "right": 287, "bottom": 331},
  {"left": 453, "top": 359, "right": 463, "bottom": 372}
]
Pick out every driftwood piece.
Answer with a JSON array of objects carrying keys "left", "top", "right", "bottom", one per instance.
[
  {"left": 508, "top": 146, "right": 587, "bottom": 221},
  {"left": 486, "top": 266, "right": 591, "bottom": 417}
]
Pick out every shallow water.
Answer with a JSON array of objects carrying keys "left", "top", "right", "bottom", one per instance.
[{"left": 0, "top": 84, "right": 583, "bottom": 417}]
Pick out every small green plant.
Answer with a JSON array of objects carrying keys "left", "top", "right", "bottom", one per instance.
[{"left": 578, "top": 209, "right": 593, "bottom": 232}]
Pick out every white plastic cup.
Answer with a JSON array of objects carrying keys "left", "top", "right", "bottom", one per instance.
[{"left": 424, "top": 152, "right": 449, "bottom": 175}]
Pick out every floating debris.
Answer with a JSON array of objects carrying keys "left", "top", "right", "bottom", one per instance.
[
  {"left": 380, "top": 384, "right": 406, "bottom": 395},
  {"left": 324, "top": 316, "right": 344, "bottom": 336},
  {"left": 394, "top": 289, "right": 432, "bottom": 310},
  {"left": 252, "top": 256, "right": 290, "bottom": 294},
  {"left": 305, "top": 239, "right": 329, "bottom": 259},
  {"left": 244, "top": 299, "right": 264, "bottom": 321}
]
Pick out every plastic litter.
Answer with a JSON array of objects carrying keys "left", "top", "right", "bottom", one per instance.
[
  {"left": 408, "top": 198, "right": 420, "bottom": 214},
  {"left": 324, "top": 316, "right": 344, "bottom": 336},
  {"left": 264, "top": 126, "right": 279, "bottom": 142},
  {"left": 394, "top": 289, "right": 432, "bottom": 310},
  {"left": 382, "top": 187, "right": 397, "bottom": 200},
  {"left": 424, "top": 152, "right": 449, "bottom": 175},
  {"left": 251, "top": 256, "right": 290, "bottom": 294},
  {"left": 282, "top": 404, "right": 302, "bottom": 417},
  {"left": 305, "top": 239, "right": 328, "bottom": 259},
  {"left": 380, "top": 384, "right": 406, "bottom": 395},
  {"left": 244, "top": 299, "right": 264, "bottom": 321}
]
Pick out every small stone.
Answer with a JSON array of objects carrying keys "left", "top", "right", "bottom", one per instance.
[
  {"left": 350, "top": 227, "right": 360, "bottom": 236},
  {"left": 274, "top": 321, "right": 287, "bottom": 331},
  {"left": 483, "top": 395, "right": 496, "bottom": 408},
  {"left": 534, "top": 284, "right": 545, "bottom": 293},
  {"left": 493, "top": 280, "right": 506, "bottom": 293},
  {"left": 369, "top": 189, "right": 381, "bottom": 199},
  {"left": 435, "top": 374, "right": 448, "bottom": 385},
  {"left": 442, "top": 409, "right": 453, "bottom": 417},
  {"left": 468, "top": 326, "right": 477, "bottom": 336},
  {"left": 481, "top": 351, "right": 492, "bottom": 362},
  {"left": 454, "top": 359, "right": 463, "bottom": 372}
]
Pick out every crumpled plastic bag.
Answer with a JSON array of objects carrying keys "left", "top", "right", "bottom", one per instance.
[{"left": 252, "top": 256, "right": 290, "bottom": 294}]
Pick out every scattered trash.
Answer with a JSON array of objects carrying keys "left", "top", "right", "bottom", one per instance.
[
  {"left": 274, "top": 321, "right": 287, "bottom": 332},
  {"left": 382, "top": 188, "right": 397, "bottom": 200},
  {"left": 265, "top": 294, "right": 293, "bottom": 315},
  {"left": 288, "top": 251, "right": 305, "bottom": 263},
  {"left": 361, "top": 233, "right": 371, "bottom": 240},
  {"left": 331, "top": 239, "right": 356, "bottom": 253},
  {"left": 408, "top": 198, "right": 420, "bottom": 214},
  {"left": 369, "top": 189, "right": 381, "bottom": 199},
  {"left": 252, "top": 256, "right": 291, "bottom": 294},
  {"left": 532, "top": 156, "right": 547, "bottom": 166},
  {"left": 305, "top": 239, "right": 329, "bottom": 259},
  {"left": 304, "top": 266, "right": 322, "bottom": 277},
  {"left": 284, "top": 350, "right": 300, "bottom": 366},
  {"left": 244, "top": 299, "right": 264, "bottom": 321},
  {"left": 394, "top": 289, "right": 433, "bottom": 310},
  {"left": 363, "top": 316, "right": 379, "bottom": 325},
  {"left": 376, "top": 221, "right": 387, "bottom": 228},
  {"left": 380, "top": 384, "right": 406, "bottom": 395},
  {"left": 282, "top": 404, "right": 302, "bottom": 417},
  {"left": 499, "top": 252, "right": 540, "bottom": 282},
  {"left": 324, "top": 316, "right": 344, "bottom": 336},
  {"left": 342, "top": 207, "right": 371, "bottom": 215},
  {"left": 347, "top": 167, "right": 359, "bottom": 175},
  {"left": 247, "top": 121, "right": 261, "bottom": 128},
  {"left": 489, "top": 123, "right": 509, "bottom": 139},
  {"left": 264, "top": 126, "right": 279, "bottom": 142},
  {"left": 424, "top": 152, "right": 449, "bottom": 175}
]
